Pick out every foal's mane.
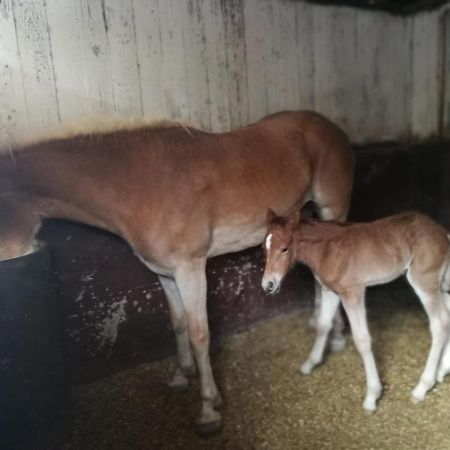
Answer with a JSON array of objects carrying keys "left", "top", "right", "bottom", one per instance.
[
  {"left": 1, "top": 116, "right": 200, "bottom": 153},
  {"left": 296, "top": 218, "right": 354, "bottom": 243}
]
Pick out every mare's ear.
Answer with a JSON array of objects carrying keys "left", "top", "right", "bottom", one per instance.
[
  {"left": 266, "top": 208, "right": 277, "bottom": 224},
  {"left": 287, "top": 209, "right": 300, "bottom": 229}
]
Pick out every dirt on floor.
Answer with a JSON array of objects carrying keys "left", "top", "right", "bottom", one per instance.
[{"left": 63, "top": 281, "right": 450, "bottom": 450}]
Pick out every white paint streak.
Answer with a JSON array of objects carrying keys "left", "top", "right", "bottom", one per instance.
[
  {"left": 74, "top": 285, "right": 86, "bottom": 303},
  {"left": 97, "top": 296, "right": 128, "bottom": 349}
]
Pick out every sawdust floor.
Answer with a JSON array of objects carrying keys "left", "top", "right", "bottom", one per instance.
[{"left": 63, "top": 281, "right": 450, "bottom": 450}]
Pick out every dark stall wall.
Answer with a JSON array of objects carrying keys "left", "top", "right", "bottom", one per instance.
[{"left": 40, "top": 221, "right": 313, "bottom": 384}]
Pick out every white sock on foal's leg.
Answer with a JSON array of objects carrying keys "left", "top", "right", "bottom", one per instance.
[
  {"left": 341, "top": 290, "right": 382, "bottom": 412},
  {"left": 301, "top": 289, "right": 340, "bottom": 374},
  {"left": 437, "top": 293, "right": 450, "bottom": 382}
]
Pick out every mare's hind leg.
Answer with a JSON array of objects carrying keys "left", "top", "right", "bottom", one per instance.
[
  {"left": 313, "top": 203, "right": 351, "bottom": 352},
  {"left": 174, "top": 260, "right": 222, "bottom": 434},
  {"left": 0, "top": 198, "right": 41, "bottom": 260},
  {"left": 407, "top": 270, "right": 450, "bottom": 402},
  {"left": 158, "top": 275, "right": 195, "bottom": 389}
]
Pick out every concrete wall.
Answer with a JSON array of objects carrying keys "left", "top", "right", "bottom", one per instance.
[{"left": 1, "top": 0, "right": 449, "bottom": 145}]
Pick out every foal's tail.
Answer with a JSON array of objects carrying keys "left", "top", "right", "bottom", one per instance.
[{"left": 441, "top": 234, "right": 450, "bottom": 293}]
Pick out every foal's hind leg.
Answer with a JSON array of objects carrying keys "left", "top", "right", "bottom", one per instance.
[
  {"left": 437, "top": 293, "right": 450, "bottom": 382},
  {"left": 340, "top": 287, "right": 382, "bottom": 411},
  {"left": 158, "top": 275, "right": 195, "bottom": 389},
  {"left": 407, "top": 271, "right": 450, "bottom": 402}
]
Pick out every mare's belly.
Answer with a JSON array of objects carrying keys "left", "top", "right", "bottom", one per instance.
[{"left": 208, "top": 223, "right": 267, "bottom": 257}]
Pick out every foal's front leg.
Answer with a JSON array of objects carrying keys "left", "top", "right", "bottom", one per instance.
[
  {"left": 310, "top": 281, "right": 346, "bottom": 352},
  {"left": 341, "top": 288, "right": 382, "bottom": 412},
  {"left": 158, "top": 275, "right": 195, "bottom": 389},
  {"left": 301, "top": 288, "right": 341, "bottom": 374},
  {"left": 174, "top": 261, "right": 222, "bottom": 434}
]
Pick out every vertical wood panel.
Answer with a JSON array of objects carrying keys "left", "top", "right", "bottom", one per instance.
[
  {"left": 11, "top": 0, "right": 60, "bottom": 132},
  {"left": 200, "top": 0, "right": 231, "bottom": 131},
  {"left": 132, "top": 0, "right": 167, "bottom": 117},
  {"left": 243, "top": 0, "right": 270, "bottom": 122},
  {"left": 443, "top": 10, "right": 450, "bottom": 138},
  {"left": 0, "top": 0, "right": 28, "bottom": 144},
  {"left": 46, "top": 0, "right": 115, "bottom": 121},
  {"left": 180, "top": 0, "right": 213, "bottom": 128},
  {"left": 295, "top": 2, "right": 315, "bottom": 110},
  {"left": 103, "top": 0, "right": 143, "bottom": 115},
  {"left": 157, "top": 0, "right": 190, "bottom": 121},
  {"left": 410, "top": 9, "right": 443, "bottom": 139},
  {"left": 221, "top": 0, "right": 249, "bottom": 128}
]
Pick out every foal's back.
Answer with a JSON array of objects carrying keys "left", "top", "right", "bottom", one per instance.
[{"left": 301, "top": 212, "right": 450, "bottom": 288}]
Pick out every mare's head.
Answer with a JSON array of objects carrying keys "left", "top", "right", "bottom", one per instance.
[{"left": 261, "top": 209, "right": 299, "bottom": 294}]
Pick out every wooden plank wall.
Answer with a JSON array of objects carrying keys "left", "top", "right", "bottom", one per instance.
[{"left": 0, "top": 0, "right": 449, "bottom": 145}]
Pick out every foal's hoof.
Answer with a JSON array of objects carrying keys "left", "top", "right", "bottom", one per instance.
[
  {"left": 300, "top": 361, "right": 314, "bottom": 375},
  {"left": 411, "top": 391, "right": 426, "bottom": 404},
  {"left": 363, "top": 399, "right": 377, "bottom": 412}
]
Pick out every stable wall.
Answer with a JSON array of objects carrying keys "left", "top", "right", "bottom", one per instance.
[{"left": 1, "top": 0, "right": 449, "bottom": 145}]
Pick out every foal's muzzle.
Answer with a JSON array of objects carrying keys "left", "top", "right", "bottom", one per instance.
[{"left": 262, "top": 276, "right": 281, "bottom": 294}]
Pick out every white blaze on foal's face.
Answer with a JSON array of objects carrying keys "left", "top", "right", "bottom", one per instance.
[
  {"left": 265, "top": 233, "right": 273, "bottom": 251},
  {"left": 262, "top": 229, "right": 292, "bottom": 294}
]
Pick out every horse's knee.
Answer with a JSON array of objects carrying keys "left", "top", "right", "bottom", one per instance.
[{"left": 354, "top": 334, "right": 371, "bottom": 354}]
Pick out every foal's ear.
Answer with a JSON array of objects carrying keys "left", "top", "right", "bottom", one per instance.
[
  {"left": 266, "top": 208, "right": 277, "bottom": 223},
  {"left": 287, "top": 209, "right": 300, "bottom": 228}
]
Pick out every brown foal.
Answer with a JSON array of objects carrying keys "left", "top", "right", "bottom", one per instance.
[{"left": 262, "top": 210, "right": 450, "bottom": 411}]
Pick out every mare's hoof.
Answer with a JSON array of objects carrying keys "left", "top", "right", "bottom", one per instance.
[
  {"left": 196, "top": 419, "right": 222, "bottom": 436},
  {"left": 167, "top": 372, "right": 190, "bottom": 391}
]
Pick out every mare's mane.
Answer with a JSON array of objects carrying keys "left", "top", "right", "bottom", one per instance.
[{"left": 0, "top": 116, "right": 200, "bottom": 154}]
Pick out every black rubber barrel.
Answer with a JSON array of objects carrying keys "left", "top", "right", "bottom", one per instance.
[{"left": 0, "top": 244, "right": 69, "bottom": 450}]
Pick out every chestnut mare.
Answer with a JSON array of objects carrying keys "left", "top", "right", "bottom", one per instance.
[
  {"left": 0, "top": 111, "right": 354, "bottom": 432},
  {"left": 262, "top": 210, "right": 450, "bottom": 412}
]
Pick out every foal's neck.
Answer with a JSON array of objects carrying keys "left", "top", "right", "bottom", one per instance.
[{"left": 292, "top": 221, "right": 346, "bottom": 270}]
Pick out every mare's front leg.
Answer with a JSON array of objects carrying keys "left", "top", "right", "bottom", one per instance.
[
  {"left": 174, "top": 260, "right": 222, "bottom": 434},
  {"left": 301, "top": 288, "right": 341, "bottom": 374},
  {"left": 340, "top": 287, "right": 382, "bottom": 412},
  {"left": 158, "top": 275, "right": 195, "bottom": 389}
]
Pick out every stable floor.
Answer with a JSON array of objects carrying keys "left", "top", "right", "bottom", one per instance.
[{"left": 63, "top": 281, "right": 450, "bottom": 450}]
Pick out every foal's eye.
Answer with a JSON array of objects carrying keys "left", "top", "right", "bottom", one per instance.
[{"left": 281, "top": 247, "right": 288, "bottom": 253}]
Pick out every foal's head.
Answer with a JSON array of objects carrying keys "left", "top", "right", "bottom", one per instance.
[{"left": 261, "top": 209, "right": 299, "bottom": 294}]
